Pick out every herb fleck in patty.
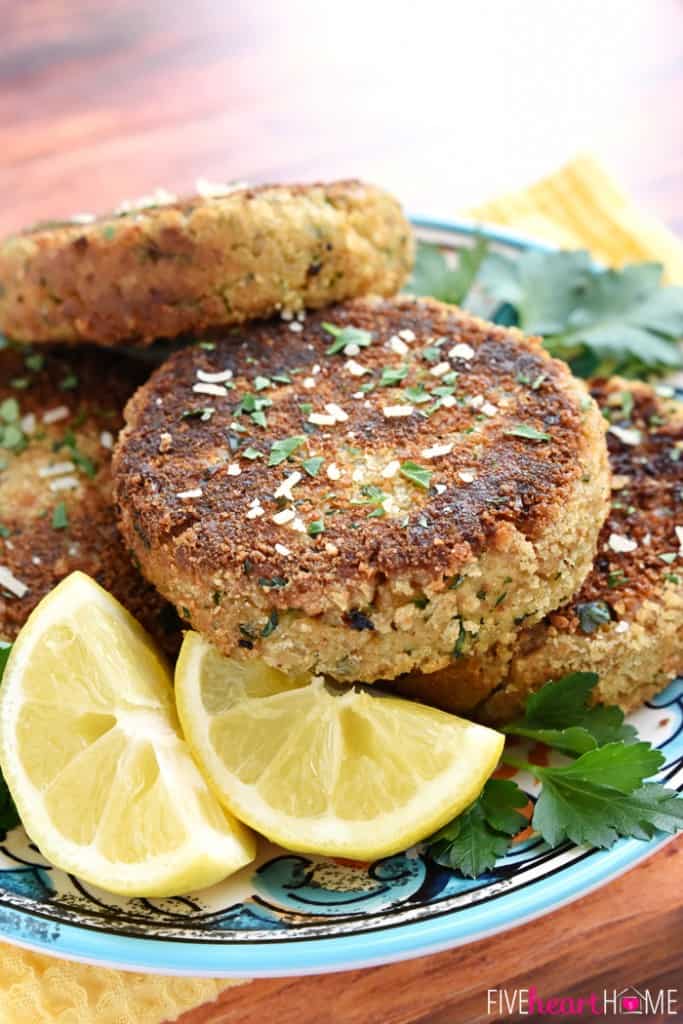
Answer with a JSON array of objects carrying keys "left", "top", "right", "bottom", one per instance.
[
  {"left": 0, "top": 180, "right": 413, "bottom": 346},
  {"left": 114, "top": 296, "right": 609, "bottom": 682},
  {"left": 395, "top": 378, "right": 683, "bottom": 720}
]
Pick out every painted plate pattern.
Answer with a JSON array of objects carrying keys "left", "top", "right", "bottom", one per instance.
[{"left": 0, "top": 219, "right": 681, "bottom": 976}]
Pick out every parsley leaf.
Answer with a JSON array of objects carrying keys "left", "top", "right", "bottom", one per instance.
[
  {"left": 380, "top": 365, "right": 409, "bottom": 387},
  {"left": 427, "top": 779, "right": 527, "bottom": 877},
  {"left": 399, "top": 461, "right": 432, "bottom": 489},
  {"left": 478, "top": 250, "right": 683, "bottom": 378},
  {"left": 322, "top": 323, "right": 373, "bottom": 355},
  {"left": 52, "top": 501, "right": 69, "bottom": 530},
  {"left": 181, "top": 407, "right": 215, "bottom": 422},
  {"left": 0, "top": 644, "right": 19, "bottom": 832},
  {"left": 504, "top": 424, "right": 551, "bottom": 442},
  {"left": 407, "top": 238, "right": 489, "bottom": 305},
  {"left": 503, "top": 672, "right": 636, "bottom": 755},
  {"left": 302, "top": 456, "right": 324, "bottom": 477},
  {"left": 532, "top": 752, "right": 681, "bottom": 849},
  {"left": 268, "top": 436, "right": 306, "bottom": 466},
  {"left": 54, "top": 430, "right": 97, "bottom": 478}
]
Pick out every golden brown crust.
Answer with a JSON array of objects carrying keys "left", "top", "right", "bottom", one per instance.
[
  {"left": 114, "top": 296, "right": 609, "bottom": 681},
  {"left": 395, "top": 378, "right": 683, "bottom": 719},
  {"left": 0, "top": 345, "right": 180, "bottom": 654},
  {"left": 0, "top": 180, "right": 413, "bottom": 346}
]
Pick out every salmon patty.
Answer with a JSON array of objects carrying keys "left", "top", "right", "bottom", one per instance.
[
  {"left": 114, "top": 296, "right": 609, "bottom": 682},
  {"left": 0, "top": 344, "right": 179, "bottom": 653},
  {"left": 395, "top": 378, "right": 683, "bottom": 719},
  {"left": 0, "top": 180, "right": 413, "bottom": 347}
]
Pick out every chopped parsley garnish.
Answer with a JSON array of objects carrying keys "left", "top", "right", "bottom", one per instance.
[
  {"left": 307, "top": 519, "right": 325, "bottom": 536},
  {"left": 241, "top": 446, "right": 263, "bottom": 460},
  {"left": 404, "top": 385, "right": 431, "bottom": 405},
  {"left": 0, "top": 399, "right": 20, "bottom": 424},
  {"left": 421, "top": 344, "right": 444, "bottom": 364},
  {"left": 379, "top": 365, "right": 409, "bottom": 387},
  {"left": 399, "top": 461, "right": 432, "bottom": 489},
  {"left": 607, "top": 568, "right": 626, "bottom": 588},
  {"left": 302, "top": 456, "right": 324, "bottom": 477},
  {"left": 52, "top": 502, "right": 69, "bottom": 530},
  {"left": 25, "top": 353, "right": 45, "bottom": 372},
  {"left": 0, "top": 399, "right": 26, "bottom": 452},
  {"left": 53, "top": 431, "right": 97, "bottom": 478},
  {"left": 253, "top": 375, "right": 271, "bottom": 391},
  {"left": 268, "top": 435, "right": 306, "bottom": 466},
  {"left": 235, "top": 392, "right": 272, "bottom": 429},
  {"left": 181, "top": 407, "right": 215, "bottom": 422},
  {"left": 322, "top": 322, "right": 373, "bottom": 355},
  {"left": 59, "top": 373, "right": 79, "bottom": 391},
  {"left": 504, "top": 424, "right": 551, "bottom": 442},
  {"left": 659, "top": 552, "right": 678, "bottom": 564}
]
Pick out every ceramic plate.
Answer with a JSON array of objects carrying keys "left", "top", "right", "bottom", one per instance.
[{"left": 0, "top": 218, "right": 681, "bottom": 977}]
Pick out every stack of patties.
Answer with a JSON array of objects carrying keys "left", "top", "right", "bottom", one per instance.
[
  {"left": 112, "top": 298, "right": 609, "bottom": 688},
  {"left": 395, "top": 376, "right": 683, "bottom": 718},
  {"left": 0, "top": 180, "right": 412, "bottom": 651},
  {"left": 3, "top": 176, "right": 675, "bottom": 728}
]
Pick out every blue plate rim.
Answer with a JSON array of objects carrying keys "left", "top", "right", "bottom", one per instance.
[{"left": 0, "top": 214, "right": 678, "bottom": 977}]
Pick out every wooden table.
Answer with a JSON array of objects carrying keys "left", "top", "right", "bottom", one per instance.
[{"left": 2, "top": 1, "right": 682, "bottom": 1020}]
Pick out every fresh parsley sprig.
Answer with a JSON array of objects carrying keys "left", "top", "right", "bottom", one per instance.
[
  {"left": 425, "top": 672, "right": 682, "bottom": 877},
  {"left": 429, "top": 778, "right": 528, "bottom": 877},
  {"left": 406, "top": 241, "right": 683, "bottom": 379},
  {"left": 407, "top": 237, "right": 489, "bottom": 305},
  {"left": 478, "top": 250, "right": 683, "bottom": 378},
  {"left": 502, "top": 670, "right": 636, "bottom": 755}
]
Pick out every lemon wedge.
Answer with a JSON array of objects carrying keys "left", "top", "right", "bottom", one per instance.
[
  {"left": 175, "top": 632, "right": 504, "bottom": 860},
  {"left": 0, "top": 573, "right": 255, "bottom": 896}
]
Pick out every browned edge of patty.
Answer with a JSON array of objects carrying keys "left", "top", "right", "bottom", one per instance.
[
  {"left": 0, "top": 344, "right": 181, "bottom": 655},
  {"left": 0, "top": 180, "right": 413, "bottom": 346},
  {"left": 393, "top": 377, "right": 683, "bottom": 719},
  {"left": 113, "top": 295, "right": 606, "bottom": 676}
]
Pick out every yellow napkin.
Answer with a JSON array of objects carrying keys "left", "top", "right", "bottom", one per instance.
[
  {"left": 1, "top": 153, "right": 682, "bottom": 1024},
  {"left": 469, "top": 152, "right": 683, "bottom": 284}
]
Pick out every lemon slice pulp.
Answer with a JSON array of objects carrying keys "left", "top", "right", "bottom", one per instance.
[
  {"left": 176, "top": 632, "right": 504, "bottom": 860},
  {"left": 0, "top": 572, "right": 255, "bottom": 896}
]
